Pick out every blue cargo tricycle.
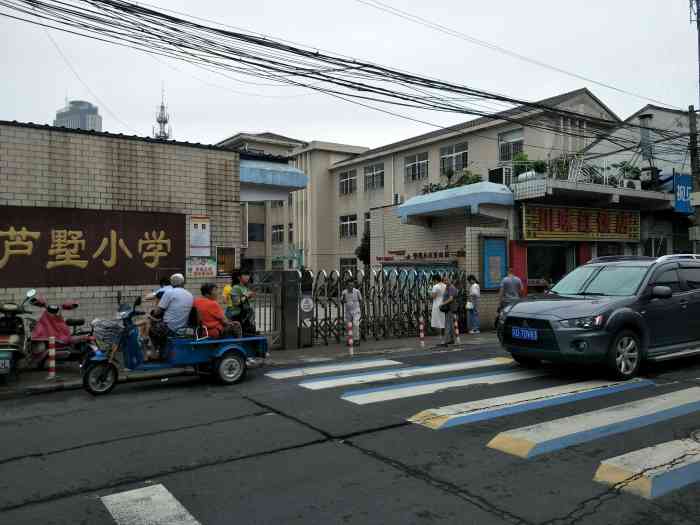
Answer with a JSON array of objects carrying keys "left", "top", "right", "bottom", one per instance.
[{"left": 82, "top": 296, "right": 269, "bottom": 396}]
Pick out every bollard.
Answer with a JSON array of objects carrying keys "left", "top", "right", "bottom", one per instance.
[
  {"left": 419, "top": 316, "right": 425, "bottom": 348},
  {"left": 347, "top": 321, "right": 354, "bottom": 356},
  {"left": 47, "top": 336, "right": 56, "bottom": 380},
  {"left": 453, "top": 317, "right": 461, "bottom": 345}
]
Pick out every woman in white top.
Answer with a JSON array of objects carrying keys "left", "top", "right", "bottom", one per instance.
[
  {"left": 430, "top": 274, "right": 447, "bottom": 332},
  {"left": 467, "top": 274, "right": 481, "bottom": 334}
]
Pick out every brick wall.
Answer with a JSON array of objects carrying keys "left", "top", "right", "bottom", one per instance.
[{"left": 0, "top": 123, "right": 240, "bottom": 321}]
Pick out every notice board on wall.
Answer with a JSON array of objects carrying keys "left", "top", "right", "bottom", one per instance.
[{"left": 0, "top": 206, "right": 185, "bottom": 287}]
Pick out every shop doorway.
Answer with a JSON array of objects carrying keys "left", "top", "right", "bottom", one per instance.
[{"left": 527, "top": 244, "right": 574, "bottom": 288}]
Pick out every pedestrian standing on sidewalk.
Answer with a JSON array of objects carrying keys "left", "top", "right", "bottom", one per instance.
[
  {"left": 496, "top": 267, "right": 524, "bottom": 329},
  {"left": 466, "top": 274, "right": 481, "bottom": 334},
  {"left": 341, "top": 280, "right": 363, "bottom": 346},
  {"left": 430, "top": 274, "right": 447, "bottom": 341},
  {"left": 441, "top": 275, "right": 459, "bottom": 346}
]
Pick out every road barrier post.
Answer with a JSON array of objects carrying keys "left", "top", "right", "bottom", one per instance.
[
  {"left": 454, "top": 316, "right": 461, "bottom": 345},
  {"left": 47, "top": 336, "right": 56, "bottom": 380},
  {"left": 419, "top": 316, "right": 425, "bottom": 348},
  {"left": 347, "top": 320, "right": 354, "bottom": 356}
]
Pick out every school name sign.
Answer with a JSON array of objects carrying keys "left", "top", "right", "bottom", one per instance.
[{"left": 0, "top": 207, "right": 185, "bottom": 287}]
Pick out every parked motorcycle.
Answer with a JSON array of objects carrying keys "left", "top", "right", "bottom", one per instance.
[
  {"left": 28, "top": 294, "right": 97, "bottom": 368},
  {"left": 0, "top": 289, "right": 35, "bottom": 382}
]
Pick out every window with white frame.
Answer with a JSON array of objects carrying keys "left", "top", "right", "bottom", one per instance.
[
  {"left": 271, "top": 224, "right": 284, "bottom": 244},
  {"left": 339, "top": 170, "right": 357, "bottom": 196},
  {"left": 339, "top": 214, "right": 358, "bottom": 239},
  {"left": 340, "top": 258, "right": 357, "bottom": 276},
  {"left": 404, "top": 152, "right": 429, "bottom": 182},
  {"left": 498, "top": 128, "right": 524, "bottom": 162},
  {"left": 440, "top": 142, "right": 468, "bottom": 176},
  {"left": 364, "top": 163, "right": 385, "bottom": 190}
]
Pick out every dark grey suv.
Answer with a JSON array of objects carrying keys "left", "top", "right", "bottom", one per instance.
[{"left": 498, "top": 254, "right": 700, "bottom": 379}]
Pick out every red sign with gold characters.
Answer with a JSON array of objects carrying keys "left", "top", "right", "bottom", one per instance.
[
  {"left": 0, "top": 207, "right": 185, "bottom": 287},
  {"left": 522, "top": 205, "right": 640, "bottom": 242}
]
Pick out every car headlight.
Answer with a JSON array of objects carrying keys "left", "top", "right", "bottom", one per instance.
[{"left": 559, "top": 315, "right": 605, "bottom": 330}]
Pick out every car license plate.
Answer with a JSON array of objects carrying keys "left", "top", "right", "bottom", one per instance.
[
  {"left": 0, "top": 359, "right": 10, "bottom": 371},
  {"left": 512, "top": 327, "right": 538, "bottom": 341}
]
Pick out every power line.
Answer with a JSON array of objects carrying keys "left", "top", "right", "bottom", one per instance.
[
  {"left": 43, "top": 26, "right": 136, "bottom": 132},
  {"left": 354, "top": 0, "right": 682, "bottom": 109},
  {"left": 0, "top": 0, "right": 685, "bottom": 153}
]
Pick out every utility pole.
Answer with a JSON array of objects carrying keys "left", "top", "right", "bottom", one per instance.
[
  {"left": 692, "top": 0, "right": 700, "bottom": 106},
  {"left": 690, "top": 106, "right": 699, "bottom": 188}
]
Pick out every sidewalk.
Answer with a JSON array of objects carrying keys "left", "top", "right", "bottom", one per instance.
[{"left": 0, "top": 331, "right": 501, "bottom": 400}]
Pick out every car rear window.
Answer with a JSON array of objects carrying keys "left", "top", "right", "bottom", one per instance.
[{"left": 583, "top": 266, "right": 649, "bottom": 296}]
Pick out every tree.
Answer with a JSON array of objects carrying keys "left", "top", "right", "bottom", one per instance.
[
  {"left": 355, "top": 228, "right": 370, "bottom": 267},
  {"left": 512, "top": 152, "right": 531, "bottom": 176}
]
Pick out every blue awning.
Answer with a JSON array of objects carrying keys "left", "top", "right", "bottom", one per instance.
[
  {"left": 394, "top": 182, "right": 513, "bottom": 223},
  {"left": 240, "top": 159, "right": 308, "bottom": 189}
]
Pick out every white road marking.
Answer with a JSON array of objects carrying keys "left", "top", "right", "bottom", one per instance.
[
  {"left": 594, "top": 438, "right": 700, "bottom": 499},
  {"left": 409, "top": 379, "right": 653, "bottom": 429},
  {"left": 488, "top": 387, "right": 700, "bottom": 458},
  {"left": 101, "top": 484, "right": 200, "bottom": 525},
  {"left": 342, "top": 369, "right": 545, "bottom": 405},
  {"left": 265, "top": 358, "right": 402, "bottom": 379},
  {"left": 299, "top": 357, "right": 513, "bottom": 390}
]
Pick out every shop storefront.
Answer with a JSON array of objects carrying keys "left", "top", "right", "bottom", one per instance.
[{"left": 514, "top": 204, "right": 641, "bottom": 290}]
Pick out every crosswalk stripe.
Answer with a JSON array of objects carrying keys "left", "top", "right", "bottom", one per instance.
[
  {"left": 593, "top": 438, "right": 700, "bottom": 499},
  {"left": 488, "top": 387, "right": 700, "bottom": 459},
  {"left": 410, "top": 379, "right": 654, "bottom": 429},
  {"left": 101, "top": 484, "right": 200, "bottom": 525},
  {"left": 342, "top": 369, "right": 546, "bottom": 405},
  {"left": 265, "top": 359, "right": 402, "bottom": 379},
  {"left": 299, "top": 357, "right": 513, "bottom": 390}
]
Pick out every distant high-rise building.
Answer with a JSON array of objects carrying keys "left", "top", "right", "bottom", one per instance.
[
  {"left": 153, "top": 88, "right": 172, "bottom": 140},
  {"left": 54, "top": 100, "right": 102, "bottom": 131}
]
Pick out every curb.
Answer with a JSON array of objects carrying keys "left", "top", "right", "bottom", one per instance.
[
  {"left": 0, "top": 369, "right": 192, "bottom": 401},
  {"left": 0, "top": 337, "right": 502, "bottom": 400}
]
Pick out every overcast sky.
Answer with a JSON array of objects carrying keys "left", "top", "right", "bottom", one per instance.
[{"left": 1, "top": 1, "right": 697, "bottom": 148}]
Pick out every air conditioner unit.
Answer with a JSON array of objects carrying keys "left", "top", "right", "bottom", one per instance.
[{"left": 393, "top": 193, "right": 404, "bottom": 205}]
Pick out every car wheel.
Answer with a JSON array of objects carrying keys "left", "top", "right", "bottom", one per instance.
[
  {"left": 607, "top": 330, "right": 642, "bottom": 380},
  {"left": 216, "top": 352, "right": 247, "bottom": 385},
  {"left": 512, "top": 353, "right": 541, "bottom": 367}
]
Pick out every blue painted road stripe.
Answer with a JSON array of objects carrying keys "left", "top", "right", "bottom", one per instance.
[
  {"left": 488, "top": 387, "right": 700, "bottom": 459},
  {"left": 410, "top": 379, "right": 654, "bottom": 429}
]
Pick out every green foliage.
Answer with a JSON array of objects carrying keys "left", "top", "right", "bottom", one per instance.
[
  {"left": 355, "top": 228, "right": 370, "bottom": 266},
  {"left": 512, "top": 153, "right": 548, "bottom": 176},
  {"left": 611, "top": 161, "right": 642, "bottom": 180},
  {"left": 421, "top": 168, "right": 482, "bottom": 194}
]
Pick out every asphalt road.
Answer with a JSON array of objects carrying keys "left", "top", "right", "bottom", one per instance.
[{"left": 2, "top": 343, "right": 700, "bottom": 525}]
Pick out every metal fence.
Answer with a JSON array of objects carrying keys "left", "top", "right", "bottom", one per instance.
[{"left": 302, "top": 268, "right": 469, "bottom": 345}]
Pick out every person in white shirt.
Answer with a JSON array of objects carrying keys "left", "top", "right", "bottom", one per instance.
[
  {"left": 341, "top": 281, "right": 363, "bottom": 344},
  {"left": 430, "top": 274, "right": 447, "bottom": 337},
  {"left": 467, "top": 274, "right": 481, "bottom": 334}
]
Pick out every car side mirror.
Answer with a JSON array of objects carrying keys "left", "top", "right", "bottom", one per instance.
[{"left": 651, "top": 285, "right": 673, "bottom": 299}]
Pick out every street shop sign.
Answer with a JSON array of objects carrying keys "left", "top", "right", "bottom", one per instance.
[
  {"left": 522, "top": 205, "right": 640, "bottom": 242},
  {"left": 0, "top": 206, "right": 185, "bottom": 287},
  {"left": 674, "top": 174, "right": 693, "bottom": 215},
  {"left": 186, "top": 256, "right": 217, "bottom": 279}
]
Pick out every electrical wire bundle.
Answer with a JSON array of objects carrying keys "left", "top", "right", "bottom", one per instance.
[{"left": 0, "top": 0, "right": 692, "bottom": 161}]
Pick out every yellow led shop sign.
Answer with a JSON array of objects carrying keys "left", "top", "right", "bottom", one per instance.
[{"left": 523, "top": 205, "right": 640, "bottom": 242}]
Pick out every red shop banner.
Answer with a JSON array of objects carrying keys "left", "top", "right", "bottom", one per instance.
[{"left": 522, "top": 205, "right": 640, "bottom": 242}]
